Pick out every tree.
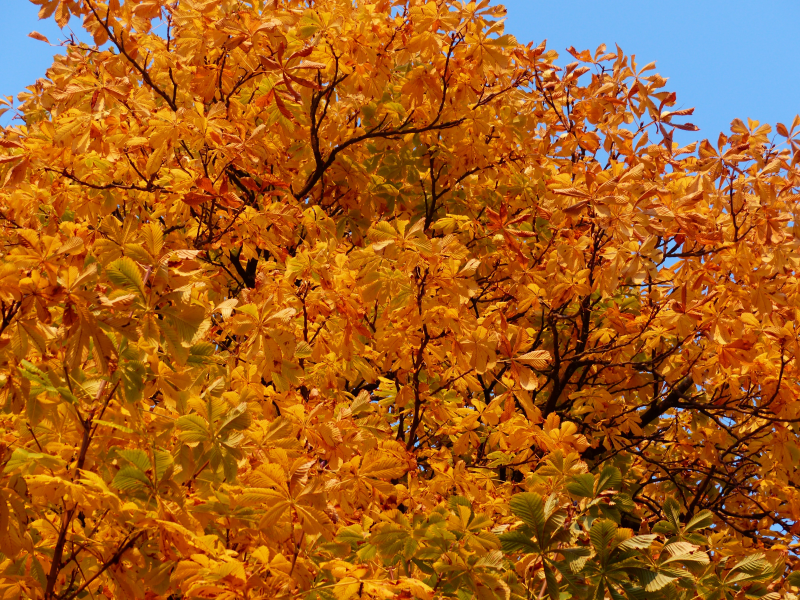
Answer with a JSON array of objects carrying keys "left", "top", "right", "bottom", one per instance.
[{"left": 1, "top": 0, "right": 800, "bottom": 598}]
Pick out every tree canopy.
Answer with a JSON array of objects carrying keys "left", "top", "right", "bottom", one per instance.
[{"left": 2, "top": 1, "right": 800, "bottom": 599}]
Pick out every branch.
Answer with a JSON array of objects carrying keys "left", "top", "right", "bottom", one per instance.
[
  {"left": 47, "top": 168, "right": 162, "bottom": 193},
  {"left": 44, "top": 380, "right": 118, "bottom": 600},
  {"left": 406, "top": 325, "right": 432, "bottom": 450},
  {"left": 84, "top": 0, "right": 178, "bottom": 111},
  {"left": 60, "top": 531, "right": 143, "bottom": 600},
  {"left": 638, "top": 376, "right": 694, "bottom": 428}
]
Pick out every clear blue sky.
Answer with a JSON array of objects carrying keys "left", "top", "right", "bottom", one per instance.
[
  {"left": 2, "top": 0, "right": 799, "bottom": 144},
  {"left": 501, "top": 0, "right": 800, "bottom": 147}
]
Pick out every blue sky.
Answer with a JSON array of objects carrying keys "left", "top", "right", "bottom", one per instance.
[
  {"left": 2, "top": 0, "right": 798, "bottom": 144},
  {"left": 501, "top": 0, "right": 800, "bottom": 147}
]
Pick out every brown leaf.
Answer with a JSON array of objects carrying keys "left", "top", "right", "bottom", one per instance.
[
  {"left": 28, "top": 31, "right": 50, "bottom": 44},
  {"left": 182, "top": 192, "right": 213, "bottom": 206}
]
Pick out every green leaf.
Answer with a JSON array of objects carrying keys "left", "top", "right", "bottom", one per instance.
[
  {"left": 371, "top": 525, "right": 408, "bottom": 557},
  {"left": 636, "top": 570, "right": 679, "bottom": 592},
  {"left": 112, "top": 466, "right": 151, "bottom": 491},
  {"left": 18, "top": 360, "right": 56, "bottom": 392},
  {"left": 3, "top": 447, "right": 65, "bottom": 473},
  {"left": 543, "top": 564, "right": 560, "bottom": 600},
  {"left": 559, "top": 547, "right": 592, "bottom": 574},
  {"left": 684, "top": 509, "right": 713, "bottom": 533},
  {"left": 107, "top": 257, "right": 144, "bottom": 296},
  {"left": 335, "top": 524, "right": 366, "bottom": 545},
  {"left": 475, "top": 550, "right": 504, "bottom": 568},
  {"left": 656, "top": 498, "right": 682, "bottom": 535},
  {"left": 294, "top": 341, "right": 313, "bottom": 359},
  {"left": 589, "top": 519, "right": 618, "bottom": 563},
  {"left": 263, "top": 416, "right": 293, "bottom": 441},
  {"left": 613, "top": 493, "right": 635, "bottom": 513},
  {"left": 118, "top": 449, "right": 150, "bottom": 472},
  {"left": 509, "top": 492, "right": 545, "bottom": 534},
  {"left": 188, "top": 342, "right": 216, "bottom": 366},
  {"left": 448, "top": 495, "right": 472, "bottom": 513},
  {"left": 218, "top": 402, "right": 251, "bottom": 436},
  {"left": 566, "top": 473, "right": 595, "bottom": 498},
  {"left": 786, "top": 571, "right": 800, "bottom": 588},
  {"left": 205, "top": 394, "right": 228, "bottom": 426},
  {"left": 153, "top": 449, "right": 173, "bottom": 481},
  {"left": 56, "top": 386, "right": 79, "bottom": 404},
  {"left": 728, "top": 554, "right": 769, "bottom": 576},
  {"left": 595, "top": 465, "right": 622, "bottom": 495},
  {"left": 356, "top": 543, "right": 377, "bottom": 561},
  {"left": 499, "top": 531, "right": 540, "bottom": 554},
  {"left": 177, "top": 415, "right": 211, "bottom": 443},
  {"left": 725, "top": 571, "right": 771, "bottom": 585},
  {"left": 617, "top": 534, "right": 657, "bottom": 550},
  {"left": 661, "top": 542, "right": 709, "bottom": 565},
  {"left": 92, "top": 419, "right": 134, "bottom": 434}
]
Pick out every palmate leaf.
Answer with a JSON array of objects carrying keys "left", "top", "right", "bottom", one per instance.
[
  {"left": 203, "top": 392, "right": 229, "bottom": 426},
  {"left": 163, "top": 304, "right": 207, "bottom": 343},
  {"left": 589, "top": 519, "right": 619, "bottom": 564},
  {"left": 370, "top": 525, "right": 409, "bottom": 558},
  {"left": 259, "top": 499, "right": 292, "bottom": 529},
  {"left": 543, "top": 564, "right": 560, "bottom": 600},
  {"left": 727, "top": 554, "right": 770, "bottom": 576},
  {"left": 628, "top": 568, "right": 680, "bottom": 592},
  {"left": 448, "top": 495, "right": 472, "bottom": 513},
  {"left": 474, "top": 549, "right": 505, "bottom": 569},
  {"left": 722, "top": 554, "right": 773, "bottom": 587},
  {"left": 499, "top": 530, "right": 540, "bottom": 554},
  {"left": 558, "top": 547, "right": 592, "bottom": 575},
  {"left": 153, "top": 449, "right": 173, "bottom": 481},
  {"left": 218, "top": 402, "right": 252, "bottom": 436},
  {"left": 157, "top": 320, "right": 189, "bottom": 365},
  {"left": 187, "top": 341, "right": 216, "bottom": 366},
  {"left": 566, "top": 473, "right": 595, "bottom": 498},
  {"left": 117, "top": 449, "right": 150, "bottom": 472},
  {"left": 177, "top": 415, "right": 211, "bottom": 443},
  {"left": 335, "top": 524, "right": 367, "bottom": 546},
  {"left": 617, "top": 535, "right": 657, "bottom": 551},
  {"left": 660, "top": 542, "right": 710, "bottom": 566},
  {"left": 684, "top": 509, "right": 714, "bottom": 533},
  {"left": 107, "top": 257, "right": 144, "bottom": 296},
  {"left": 18, "top": 360, "right": 57, "bottom": 393},
  {"left": 509, "top": 492, "right": 546, "bottom": 534},
  {"left": 360, "top": 456, "right": 407, "bottom": 480},
  {"left": 3, "top": 447, "right": 66, "bottom": 473},
  {"left": 616, "top": 581, "right": 648, "bottom": 600},
  {"left": 786, "top": 571, "right": 800, "bottom": 588},
  {"left": 653, "top": 498, "right": 682, "bottom": 536},
  {"left": 536, "top": 451, "right": 585, "bottom": 479},
  {"left": 725, "top": 571, "right": 773, "bottom": 586},
  {"left": 262, "top": 416, "right": 294, "bottom": 442},
  {"left": 141, "top": 221, "right": 164, "bottom": 256},
  {"left": 238, "top": 488, "right": 284, "bottom": 505},
  {"left": 595, "top": 465, "right": 622, "bottom": 495},
  {"left": 515, "top": 350, "right": 552, "bottom": 369},
  {"left": 542, "top": 507, "right": 568, "bottom": 542},
  {"left": 112, "top": 466, "right": 151, "bottom": 492}
]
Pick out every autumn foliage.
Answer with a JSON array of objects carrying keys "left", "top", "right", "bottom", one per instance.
[{"left": 2, "top": 0, "right": 800, "bottom": 599}]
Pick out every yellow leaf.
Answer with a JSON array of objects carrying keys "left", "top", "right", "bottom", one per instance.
[{"left": 515, "top": 350, "right": 552, "bottom": 369}]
